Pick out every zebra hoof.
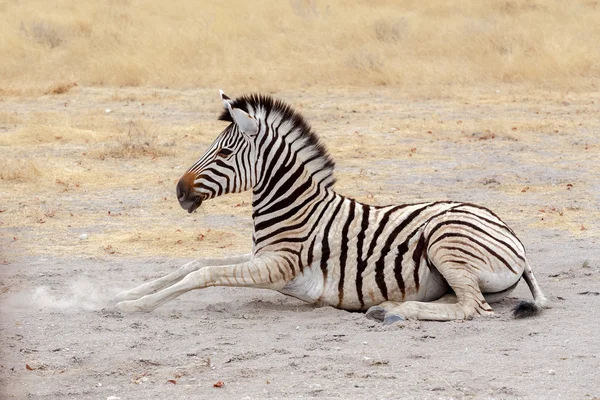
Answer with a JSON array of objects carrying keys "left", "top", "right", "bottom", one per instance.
[
  {"left": 115, "top": 300, "right": 147, "bottom": 313},
  {"left": 365, "top": 306, "right": 386, "bottom": 322},
  {"left": 383, "top": 314, "right": 405, "bottom": 325}
]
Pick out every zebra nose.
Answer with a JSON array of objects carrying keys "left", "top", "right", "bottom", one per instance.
[
  {"left": 176, "top": 173, "right": 202, "bottom": 213},
  {"left": 176, "top": 178, "right": 188, "bottom": 202}
]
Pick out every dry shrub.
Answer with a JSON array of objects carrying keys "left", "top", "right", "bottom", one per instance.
[
  {"left": 0, "top": 0, "right": 598, "bottom": 93},
  {"left": 45, "top": 82, "right": 78, "bottom": 95},
  {"left": 20, "top": 20, "right": 65, "bottom": 48},
  {"left": 0, "top": 159, "right": 40, "bottom": 181},
  {"left": 105, "top": 119, "right": 167, "bottom": 158}
]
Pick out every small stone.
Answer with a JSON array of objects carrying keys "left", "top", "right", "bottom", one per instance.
[
  {"left": 549, "top": 370, "right": 555, "bottom": 375},
  {"left": 79, "top": 234, "right": 88, "bottom": 240}
]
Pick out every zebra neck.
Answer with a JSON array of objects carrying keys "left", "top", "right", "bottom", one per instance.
[
  {"left": 251, "top": 129, "right": 335, "bottom": 214},
  {"left": 251, "top": 164, "right": 337, "bottom": 251}
]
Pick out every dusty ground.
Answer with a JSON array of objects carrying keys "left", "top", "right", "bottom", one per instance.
[{"left": 1, "top": 86, "right": 599, "bottom": 399}]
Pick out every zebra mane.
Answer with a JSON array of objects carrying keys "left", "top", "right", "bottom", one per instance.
[{"left": 219, "top": 94, "right": 336, "bottom": 184}]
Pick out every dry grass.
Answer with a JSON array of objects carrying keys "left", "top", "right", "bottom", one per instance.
[
  {"left": 102, "top": 118, "right": 169, "bottom": 159},
  {"left": 0, "top": 0, "right": 598, "bottom": 94},
  {"left": 0, "top": 159, "right": 41, "bottom": 181}
]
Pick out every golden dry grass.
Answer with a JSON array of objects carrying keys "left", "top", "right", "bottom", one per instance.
[
  {"left": 0, "top": 159, "right": 40, "bottom": 181},
  {"left": 1, "top": 0, "right": 599, "bottom": 94}
]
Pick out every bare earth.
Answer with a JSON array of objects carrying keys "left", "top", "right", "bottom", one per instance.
[{"left": 1, "top": 87, "right": 599, "bottom": 399}]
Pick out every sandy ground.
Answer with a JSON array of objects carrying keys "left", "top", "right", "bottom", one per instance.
[{"left": 1, "top": 86, "right": 599, "bottom": 399}]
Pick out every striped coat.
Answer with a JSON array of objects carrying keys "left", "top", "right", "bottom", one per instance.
[{"left": 116, "top": 92, "right": 547, "bottom": 322}]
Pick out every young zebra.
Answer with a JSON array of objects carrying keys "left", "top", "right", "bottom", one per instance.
[{"left": 115, "top": 91, "right": 548, "bottom": 322}]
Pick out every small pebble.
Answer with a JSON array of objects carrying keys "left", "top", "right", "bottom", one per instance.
[
  {"left": 549, "top": 370, "right": 555, "bottom": 375},
  {"left": 79, "top": 234, "right": 88, "bottom": 240}
]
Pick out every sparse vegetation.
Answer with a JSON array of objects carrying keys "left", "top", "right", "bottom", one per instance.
[
  {"left": 0, "top": 159, "right": 40, "bottom": 181},
  {"left": 105, "top": 119, "right": 167, "bottom": 159}
]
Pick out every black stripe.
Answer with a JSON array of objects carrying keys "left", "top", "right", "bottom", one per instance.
[
  {"left": 278, "top": 247, "right": 303, "bottom": 276},
  {"left": 411, "top": 234, "right": 427, "bottom": 291},
  {"left": 254, "top": 139, "right": 288, "bottom": 198},
  {"left": 439, "top": 246, "right": 487, "bottom": 264},
  {"left": 206, "top": 166, "right": 232, "bottom": 194},
  {"left": 355, "top": 204, "right": 370, "bottom": 308},
  {"left": 429, "top": 232, "right": 517, "bottom": 274},
  {"left": 255, "top": 166, "right": 309, "bottom": 217},
  {"left": 394, "top": 245, "right": 405, "bottom": 298},
  {"left": 458, "top": 202, "right": 505, "bottom": 225},
  {"left": 254, "top": 193, "right": 326, "bottom": 245},
  {"left": 257, "top": 139, "right": 291, "bottom": 196},
  {"left": 338, "top": 200, "right": 355, "bottom": 307},
  {"left": 259, "top": 193, "right": 336, "bottom": 246},
  {"left": 233, "top": 150, "right": 241, "bottom": 190},
  {"left": 374, "top": 203, "right": 440, "bottom": 300},
  {"left": 254, "top": 154, "right": 305, "bottom": 216},
  {"left": 198, "top": 183, "right": 216, "bottom": 197},
  {"left": 307, "top": 236, "right": 316, "bottom": 268},
  {"left": 253, "top": 180, "right": 317, "bottom": 232},
  {"left": 427, "top": 219, "right": 525, "bottom": 261},
  {"left": 450, "top": 208, "right": 524, "bottom": 249},
  {"left": 365, "top": 205, "right": 410, "bottom": 261},
  {"left": 257, "top": 106, "right": 271, "bottom": 149},
  {"left": 390, "top": 203, "right": 458, "bottom": 296},
  {"left": 320, "top": 198, "right": 344, "bottom": 283},
  {"left": 254, "top": 132, "right": 277, "bottom": 188},
  {"left": 448, "top": 208, "right": 515, "bottom": 234}
]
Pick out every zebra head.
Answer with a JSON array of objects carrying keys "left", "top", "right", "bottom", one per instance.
[{"left": 176, "top": 90, "right": 257, "bottom": 213}]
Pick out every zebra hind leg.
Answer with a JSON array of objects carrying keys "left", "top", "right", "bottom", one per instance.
[
  {"left": 365, "top": 294, "right": 458, "bottom": 323},
  {"left": 366, "top": 264, "right": 494, "bottom": 322}
]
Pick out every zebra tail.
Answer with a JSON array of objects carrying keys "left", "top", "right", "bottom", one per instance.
[
  {"left": 512, "top": 300, "right": 542, "bottom": 318},
  {"left": 512, "top": 263, "right": 548, "bottom": 319}
]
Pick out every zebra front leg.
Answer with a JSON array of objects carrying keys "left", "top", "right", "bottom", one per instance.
[
  {"left": 115, "top": 256, "right": 289, "bottom": 313},
  {"left": 114, "top": 253, "right": 252, "bottom": 302}
]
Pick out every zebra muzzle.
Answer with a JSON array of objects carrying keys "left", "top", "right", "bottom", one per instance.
[{"left": 176, "top": 176, "right": 204, "bottom": 213}]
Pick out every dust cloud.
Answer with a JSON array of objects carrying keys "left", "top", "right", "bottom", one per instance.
[{"left": 1, "top": 279, "right": 117, "bottom": 312}]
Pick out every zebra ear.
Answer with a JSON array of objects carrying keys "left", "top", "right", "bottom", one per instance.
[
  {"left": 219, "top": 89, "right": 258, "bottom": 135},
  {"left": 229, "top": 106, "right": 259, "bottom": 136},
  {"left": 219, "top": 89, "right": 232, "bottom": 109}
]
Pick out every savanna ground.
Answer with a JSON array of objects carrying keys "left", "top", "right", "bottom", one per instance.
[{"left": 1, "top": 1, "right": 600, "bottom": 399}]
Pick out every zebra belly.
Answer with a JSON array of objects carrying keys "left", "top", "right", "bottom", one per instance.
[
  {"left": 278, "top": 260, "right": 449, "bottom": 310},
  {"left": 278, "top": 264, "right": 325, "bottom": 304}
]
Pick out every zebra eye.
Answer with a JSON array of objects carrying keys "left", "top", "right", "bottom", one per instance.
[{"left": 217, "top": 148, "right": 233, "bottom": 158}]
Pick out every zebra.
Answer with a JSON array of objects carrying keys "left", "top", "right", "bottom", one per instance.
[{"left": 115, "top": 90, "right": 548, "bottom": 322}]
